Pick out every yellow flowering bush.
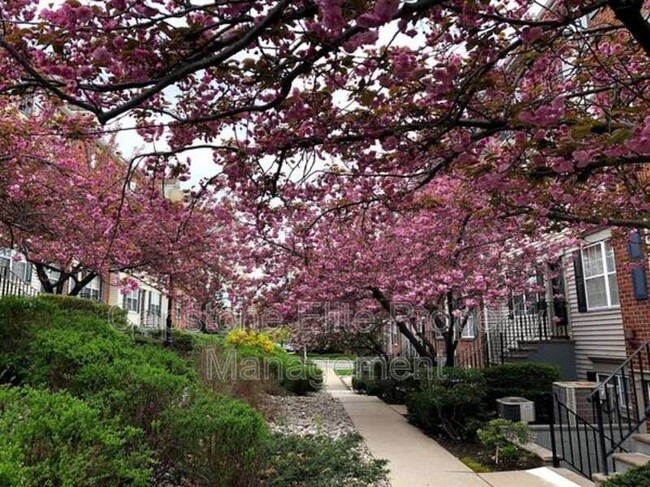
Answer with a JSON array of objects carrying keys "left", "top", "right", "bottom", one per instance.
[{"left": 225, "top": 329, "right": 275, "bottom": 355}]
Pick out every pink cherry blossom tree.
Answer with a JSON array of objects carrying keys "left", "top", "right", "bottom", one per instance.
[
  {"left": 241, "top": 174, "right": 572, "bottom": 365},
  {"left": 0, "top": 96, "right": 232, "bottom": 301},
  {"left": 0, "top": 0, "right": 648, "bottom": 230}
]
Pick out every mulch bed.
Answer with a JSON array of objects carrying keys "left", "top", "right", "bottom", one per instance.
[{"left": 436, "top": 436, "right": 545, "bottom": 472}]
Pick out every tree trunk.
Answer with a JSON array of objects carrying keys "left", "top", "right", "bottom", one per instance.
[
  {"left": 369, "top": 286, "right": 436, "bottom": 361},
  {"left": 34, "top": 263, "right": 55, "bottom": 294},
  {"left": 444, "top": 332, "right": 458, "bottom": 367},
  {"left": 444, "top": 291, "right": 459, "bottom": 367},
  {"left": 68, "top": 272, "right": 97, "bottom": 296},
  {"left": 609, "top": 0, "right": 650, "bottom": 57}
]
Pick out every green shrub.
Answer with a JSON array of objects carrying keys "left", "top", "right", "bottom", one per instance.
[
  {"left": 6, "top": 311, "right": 136, "bottom": 389},
  {"left": 170, "top": 328, "right": 196, "bottom": 352},
  {"left": 602, "top": 462, "right": 650, "bottom": 487},
  {"left": 0, "top": 297, "right": 56, "bottom": 383},
  {"left": 264, "top": 434, "right": 388, "bottom": 486},
  {"left": 0, "top": 297, "right": 273, "bottom": 485},
  {"left": 481, "top": 364, "right": 560, "bottom": 422},
  {"left": 158, "top": 388, "right": 268, "bottom": 487},
  {"left": 0, "top": 386, "right": 152, "bottom": 487},
  {"left": 73, "top": 357, "right": 192, "bottom": 434},
  {"left": 133, "top": 328, "right": 198, "bottom": 353},
  {"left": 353, "top": 357, "right": 433, "bottom": 404},
  {"left": 278, "top": 354, "right": 323, "bottom": 395},
  {"left": 406, "top": 368, "right": 487, "bottom": 439},
  {"left": 37, "top": 294, "right": 129, "bottom": 330},
  {"left": 221, "top": 342, "right": 323, "bottom": 395},
  {"left": 190, "top": 332, "right": 226, "bottom": 348},
  {"left": 477, "top": 419, "right": 530, "bottom": 468}
]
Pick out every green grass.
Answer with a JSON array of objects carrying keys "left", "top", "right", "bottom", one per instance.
[
  {"left": 460, "top": 456, "right": 492, "bottom": 473},
  {"left": 335, "top": 368, "right": 354, "bottom": 376}
]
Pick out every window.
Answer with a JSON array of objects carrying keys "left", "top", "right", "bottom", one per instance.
[
  {"left": 12, "top": 260, "right": 32, "bottom": 284},
  {"left": 0, "top": 250, "right": 31, "bottom": 283},
  {"left": 460, "top": 310, "right": 477, "bottom": 339},
  {"left": 41, "top": 267, "right": 62, "bottom": 293},
  {"left": 149, "top": 292, "right": 161, "bottom": 316},
  {"left": 123, "top": 289, "right": 140, "bottom": 312},
  {"left": 148, "top": 292, "right": 162, "bottom": 327},
  {"left": 512, "top": 275, "right": 542, "bottom": 316},
  {"left": 0, "top": 250, "right": 11, "bottom": 278},
  {"left": 596, "top": 373, "right": 631, "bottom": 410},
  {"left": 582, "top": 241, "right": 619, "bottom": 309},
  {"left": 79, "top": 275, "right": 102, "bottom": 301},
  {"left": 175, "top": 301, "right": 182, "bottom": 323},
  {"left": 513, "top": 291, "right": 539, "bottom": 316}
]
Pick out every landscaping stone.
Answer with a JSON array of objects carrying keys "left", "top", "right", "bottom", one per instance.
[
  {"left": 268, "top": 391, "right": 357, "bottom": 438},
  {"left": 268, "top": 390, "right": 391, "bottom": 486}
]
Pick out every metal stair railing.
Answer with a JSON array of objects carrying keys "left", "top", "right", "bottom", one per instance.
[{"left": 589, "top": 338, "right": 650, "bottom": 476}]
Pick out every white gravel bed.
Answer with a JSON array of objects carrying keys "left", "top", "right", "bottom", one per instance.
[
  {"left": 267, "top": 391, "right": 357, "bottom": 438},
  {"left": 267, "top": 390, "right": 392, "bottom": 487}
]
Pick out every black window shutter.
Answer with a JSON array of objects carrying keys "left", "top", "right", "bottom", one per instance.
[
  {"left": 586, "top": 371, "right": 597, "bottom": 382},
  {"left": 24, "top": 264, "right": 32, "bottom": 284},
  {"left": 628, "top": 230, "right": 648, "bottom": 301},
  {"left": 573, "top": 251, "right": 587, "bottom": 312}
]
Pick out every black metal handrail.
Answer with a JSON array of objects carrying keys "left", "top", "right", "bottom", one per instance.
[
  {"left": 589, "top": 339, "right": 650, "bottom": 475},
  {"left": 500, "top": 308, "right": 550, "bottom": 361},
  {"left": 456, "top": 311, "right": 553, "bottom": 369},
  {"left": 551, "top": 393, "right": 622, "bottom": 480}
]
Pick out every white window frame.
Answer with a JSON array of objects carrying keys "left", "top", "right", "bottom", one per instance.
[
  {"left": 0, "top": 250, "right": 12, "bottom": 278},
  {"left": 78, "top": 275, "right": 102, "bottom": 302},
  {"left": 123, "top": 288, "right": 140, "bottom": 312},
  {"left": 581, "top": 240, "right": 619, "bottom": 310},
  {"left": 148, "top": 292, "right": 162, "bottom": 327},
  {"left": 175, "top": 301, "right": 182, "bottom": 322},
  {"left": 460, "top": 311, "right": 477, "bottom": 339},
  {"left": 596, "top": 372, "right": 631, "bottom": 411},
  {"left": 512, "top": 275, "right": 541, "bottom": 317},
  {"left": 0, "top": 250, "right": 31, "bottom": 283},
  {"left": 149, "top": 292, "right": 161, "bottom": 316},
  {"left": 12, "top": 260, "right": 30, "bottom": 283}
]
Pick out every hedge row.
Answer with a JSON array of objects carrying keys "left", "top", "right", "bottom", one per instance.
[
  {"left": 353, "top": 357, "right": 560, "bottom": 433},
  {"left": 0, "top": 296, "right": 268, "bottom": 486}
]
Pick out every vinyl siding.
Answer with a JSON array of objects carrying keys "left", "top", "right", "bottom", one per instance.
[
  {"left": 108, "top": 272, "right": 168, "bottom": 328},
  {"left": 563, "top": 230, "right": 626, "bottom": 379}
]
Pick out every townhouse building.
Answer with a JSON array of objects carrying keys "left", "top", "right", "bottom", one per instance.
[{"left": 0, "top": 251, "right": 174, "bottom": 330}]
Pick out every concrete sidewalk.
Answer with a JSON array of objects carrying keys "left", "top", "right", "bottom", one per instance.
[{"left": 322, "top": 365, "right": 592, "bottom": 487}]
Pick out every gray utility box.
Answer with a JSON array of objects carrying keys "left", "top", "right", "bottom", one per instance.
[{"left": 497, "top": 396, "right": 536, "bottom": 424}]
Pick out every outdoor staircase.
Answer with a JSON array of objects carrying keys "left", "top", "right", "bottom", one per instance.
[
  {"left": 551, "top": 338, "right": 650, "bottom": 483},
  {"left": 593, "top": 435, "right": 650, "bottom": 485}
]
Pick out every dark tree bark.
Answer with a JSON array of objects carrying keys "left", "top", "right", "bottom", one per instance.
[
  {"left": 369, "top": 286, "right": 437, "bottom": 361},
  {"left": 609, "top": 0, "right": 650, "bottom": 57}
]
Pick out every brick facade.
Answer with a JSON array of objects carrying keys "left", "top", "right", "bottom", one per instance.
[{"left": 612, "top": 230, "right": 650, "bottom": 356}]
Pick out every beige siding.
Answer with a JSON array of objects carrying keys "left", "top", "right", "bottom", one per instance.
[
  {"left": 108, "top": 272, "right": 168, "bottom": 329},
  {"left": 563, "top": 238, "right": 626, "bottom": 379}
]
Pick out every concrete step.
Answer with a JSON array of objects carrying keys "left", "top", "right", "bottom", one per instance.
[
  {"left": 612, "top": 452, "right": 650, "bottom": 474},
  {"left": 549, "top": 467, "right": 595, "bottom": 486},
  {"left": 592, "top": 472, "right": 617, "bottom": 487},
  {"left": 632, "top": 433, "right": 650, "bottom": 456}
]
